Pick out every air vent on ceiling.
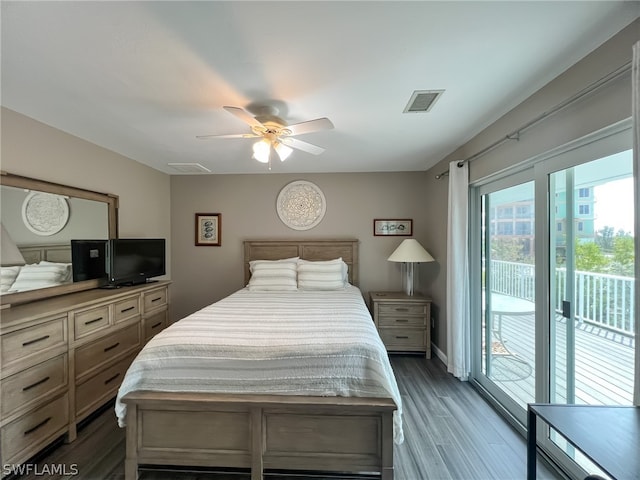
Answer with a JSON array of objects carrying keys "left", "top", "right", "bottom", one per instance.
[
  {"left": 167, "top": 163, "right": 211, "bottom": 174},
  {"left": 403, "top": 90, "right": 444, "bottom": 113}
]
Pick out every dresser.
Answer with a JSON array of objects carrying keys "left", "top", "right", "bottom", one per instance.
[
  {"left": 0, "top": 281, "right": 170, "bottom": 472},
  {"left": 369, "top": 291, "right": 431, "bottom": 358}
]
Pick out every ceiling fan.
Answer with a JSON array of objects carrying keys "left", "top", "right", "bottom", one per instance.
[{"left": 197, "top": 106, "right": 334, "bottom": 168}]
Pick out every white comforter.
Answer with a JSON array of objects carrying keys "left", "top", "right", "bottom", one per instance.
[{"left": 115, "top": 285, "right": 404, "bottom": 444}]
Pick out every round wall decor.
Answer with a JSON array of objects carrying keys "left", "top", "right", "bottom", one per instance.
[
  {"left": 276, "top": 180, "right": 326, "bottom": 230},
  {"left": 22, "top": 192, "right": 70, "bottom": 236}
]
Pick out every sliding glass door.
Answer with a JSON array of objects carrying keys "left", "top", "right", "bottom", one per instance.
[
  {"left": 549, "top": 153, "right": 635, "bottom": 407},
  {"left": 476, "top": 175, "right": 537, "bottom": 425},
  {"left": 471, "top": 123, "right": 635, "bottom": 477}
]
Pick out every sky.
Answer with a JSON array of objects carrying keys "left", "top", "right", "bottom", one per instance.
[{"left": 593, "top": 177, "right": 634, "bottom": 235}]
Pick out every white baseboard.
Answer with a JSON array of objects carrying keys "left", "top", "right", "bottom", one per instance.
[{"left": 431, "top": 342, "right": 447, "bottom": 364}]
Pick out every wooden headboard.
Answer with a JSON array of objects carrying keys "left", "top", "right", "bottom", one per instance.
[
  {"left": 244, "top": 239, "right": 359, "bottom": 286},
  {"left": 18, "top": 243, "right": 71, "bottom": 264}
]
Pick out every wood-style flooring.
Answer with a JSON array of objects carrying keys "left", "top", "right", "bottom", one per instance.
[{"left": 14, "top": 355, "right": 563, "bottom": 480}]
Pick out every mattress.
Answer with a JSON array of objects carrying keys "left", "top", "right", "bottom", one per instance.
[{"left": 115, "top": 285, "right": 403, "bottom": 444}]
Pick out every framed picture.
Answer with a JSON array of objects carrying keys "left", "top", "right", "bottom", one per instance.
[
  {"left": 195, "top": 213, "right": 221, "bottom": 246},
  {"left": 373, "top": 219, "right": 413, "bottom": 236}
]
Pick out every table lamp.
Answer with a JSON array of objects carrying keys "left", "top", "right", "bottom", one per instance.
[
  {"left": 387, "top": 239, "right": 434, "bottom": 295},
  {"left": 1, "top": 223, "right": 26, "bottom": 266}
]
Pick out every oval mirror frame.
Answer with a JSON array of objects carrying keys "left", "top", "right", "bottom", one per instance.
[{"left": 1, "top": 171, "right": 119, "bottom": 307}]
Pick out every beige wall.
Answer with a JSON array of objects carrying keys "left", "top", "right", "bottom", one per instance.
[
  {"left": 424, "top": 19, "right": 639, "bottom": 359},
  {"left": 1, "top": 106, "right": 172, "bottom": 273},
  {"left": 170, "top": 172, "right": 434, "bottom": 320}
]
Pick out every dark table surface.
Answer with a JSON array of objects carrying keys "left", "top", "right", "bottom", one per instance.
[{"left": 528, "top": 404, "right": 640, "bottom": 480}]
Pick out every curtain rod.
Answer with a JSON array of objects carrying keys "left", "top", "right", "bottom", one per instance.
[{"left": 434, "top": 61, "right": 632, "bottom": 179}]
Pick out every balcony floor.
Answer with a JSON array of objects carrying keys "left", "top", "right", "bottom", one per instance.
[{"left": 484, "top": 308, "right": 635, "bottom": 407}]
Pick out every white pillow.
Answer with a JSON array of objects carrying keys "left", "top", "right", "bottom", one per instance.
[
  {"left": 248, "top": 260, "right": 298, "bottom": 291},
  {"left": 297, "top": 258, "right": 348, "bottom": 290},
  {"left": 249, "top": 256, "right": 298, "bottom": 273},
  {"left": 0, "top": 266, "right": 21, "bottom": 293},
  {"left": 8, "top": 262, "right": 72, "bottom": 292},
  {"left": 39, "top": 261, "right": 73, "bottom": 282}
]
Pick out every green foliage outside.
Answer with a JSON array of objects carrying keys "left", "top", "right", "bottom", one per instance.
[
  {"left": 580, "top": 227, "right": 635, "bottom": 276},
  {"left": 491, "top": 226, "right": 634, "bottom": 277}
]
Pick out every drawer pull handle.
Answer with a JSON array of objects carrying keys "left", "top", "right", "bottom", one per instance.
[
  {"left": 24, "top": 417, "right": 51, "bottom": 436},
  {"left": 104, "top": 373, "right": 120, "bottom": 385},
  {"left": 120, "top": 306, "right": 135, "bottom": 313},
  {"left": 22, "top": 335, "right": 50, "bottom": 347},
  {"left": 395, "top": 335, "right": 409, "bottom": 339},
  {"left": 395, "top": 319, "right": 409, "bottom": 323},
  {"left": 394, "top": 308, "right": 409, "bottom": 312},
  {"left": 84, "top": 316, "right": 104, "bottom": 325},
  {"left": 104, "top": 342, "right": 120, "bottom": 352},
  {"left": 151, "top": 296, "right": 162, "bottom": 302},
  {"left": 23, "top": 376, "right": 50, "bottom": 391},
  {"left": 151, "top": 322, "right": 162, "bottom": 329}
]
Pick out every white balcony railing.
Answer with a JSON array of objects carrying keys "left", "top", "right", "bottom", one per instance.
[{"left": 489, "top": 260, "right": 635, "bottom": 337}]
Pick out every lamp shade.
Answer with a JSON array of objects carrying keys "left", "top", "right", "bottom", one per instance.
[
  {"left": 1, "top": 223, "right": 26, "bottom": 266},
  {"left": 387, "top": 239, "right": 434, "bottom": 263}
]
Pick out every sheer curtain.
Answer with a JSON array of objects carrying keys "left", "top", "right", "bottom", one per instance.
[
  {"left": 446, "top": 161, "right": 470, "bottom": 380},
  {"left": 633, "top": 41, "right": 639, "bottom": 406}
]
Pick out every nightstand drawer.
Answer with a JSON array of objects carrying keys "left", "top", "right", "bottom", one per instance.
[
  {"left": 378, "top": 315, "right": 426, "bottom": 327},
  {"left": 74, "top": 305, "right": 110, "bottom": 339},
  {"left": 378, "top": 304, "right": 427, "bottom": 316},
  {"left": 379, "top": 328, "right": 426, "bottom": 348},
  {"left": 370, "top": 291, "right": 432, "bottom": 358}
]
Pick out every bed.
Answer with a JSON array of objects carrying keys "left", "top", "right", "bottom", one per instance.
[
  {"left": 118, "top": 239, "right": 401, "bottom": 480},
  {"left": 0, "top": 244, "right": 72, "bottom": 293}
]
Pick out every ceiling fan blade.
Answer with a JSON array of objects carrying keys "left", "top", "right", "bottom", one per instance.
[
  {"left": 280, "top": 137, "right": 325, "bottom": 155},
  {"left": 196, "top": 133, "right": 259, "bottom": 139},
  {"left": 285, "top": 117, "right": 334, "bottom": 136},
  {"left": 223, "top": 106, "right": 265, "bottom": 129}
]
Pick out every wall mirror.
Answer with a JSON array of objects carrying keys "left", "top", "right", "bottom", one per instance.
[{"left": 1, "top": 172, "right": 118, "bottom": 307}]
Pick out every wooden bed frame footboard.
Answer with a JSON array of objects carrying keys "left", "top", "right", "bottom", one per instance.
[{"left": 122, "top": 392, "right": 396, "bottom": 480}]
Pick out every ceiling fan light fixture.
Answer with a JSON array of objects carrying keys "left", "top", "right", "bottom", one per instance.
[
  {"left": 274, "top": 142, "right": 293, "bottom": 162},
  {"left": 252, "top": 139, "right": 271, "bottom": 163}
]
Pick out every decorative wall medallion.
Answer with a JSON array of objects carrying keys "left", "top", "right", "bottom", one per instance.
[
  {"left": 276, "top": 180, "right": 326, "bottom": 230},
  {"left": 21, "top": 192, "right": 70, "bottom": 236}
]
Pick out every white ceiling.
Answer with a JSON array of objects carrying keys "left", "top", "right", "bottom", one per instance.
[{"left": 2, "top": 1, "right": 638, "bottom": 175}]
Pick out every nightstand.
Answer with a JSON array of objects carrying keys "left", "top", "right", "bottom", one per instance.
[{"left": 369, "top": 291, "right": 431, "bottom": 358}]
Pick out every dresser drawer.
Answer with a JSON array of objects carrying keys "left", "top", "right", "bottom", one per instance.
[
  {"left": 378, "top": 303, "right": 427, "bottom": 316},
  {"left": 378, "top": 315, "right": 426, "bottom": 327},
  {"left": 144, "top": 310, "right": 168, "bottom": 342},
  {"left": 1, "top": 317, "right": 67, "bottom": 374},
  {"left": 379, "top": 328, "right": 426, "bottom": 349},
  {"left": 1, "top": 393, "right": 69, "bottom": 465},
  {"left": 74, "top": 305, "right": 110, "bottom": 339},
  {"left": 1, "top": 354, "right": 67, "bottom": 418},
  {"left": 75, "top": 323, "right": 140, "bottom": 379},
  {"left": 114, "top": 296, "right": 140, "bottom": 323},
  {"left": 144, "top": 287, "right": 167, "bottom": 311},
  {"left": 75, "top": 354, "right": 135, "bottom": 418}
]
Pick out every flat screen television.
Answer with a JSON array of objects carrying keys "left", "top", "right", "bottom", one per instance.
[
  {"left": 107, "top": 238, "right": 166, "bottom": 287},
  {"left": 71, "top": 239, "right": 108, "bottom": 283}
]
